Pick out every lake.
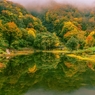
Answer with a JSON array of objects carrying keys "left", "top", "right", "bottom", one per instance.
[{"left": 0, "top": 52, "right": 95, "bottom": 95}]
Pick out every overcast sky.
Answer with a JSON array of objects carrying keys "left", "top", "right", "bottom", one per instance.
[
  {"left": 8, "top": 0, "right": 95, "bottom": 5},
  {"left": 8, "top": 0, "right": 95, "bottom": 11}
]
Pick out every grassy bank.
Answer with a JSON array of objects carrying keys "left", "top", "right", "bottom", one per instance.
[
  {"left": 0, "top": 46, "right": 95, "bottom": 57},
  {"left": 67, "top": 54, "right": 95, "bottom": 62}
]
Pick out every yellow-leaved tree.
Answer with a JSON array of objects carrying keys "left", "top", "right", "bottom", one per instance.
[
  {"left": 28, "top": 28, "right": 36, "bottom": 38},
  {"left": 3, "top": 22, "right": 22, "bottom": 47},
  {"left": 60, "top": 21, "right": 79, "bottom": 42}
]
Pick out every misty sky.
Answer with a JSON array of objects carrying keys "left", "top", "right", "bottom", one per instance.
[
  {"left": 8, "top": 0, "right": 95, "bottom": 10},
  {"left": 9, "top": 0, "right": 95, "bottom": 6}
]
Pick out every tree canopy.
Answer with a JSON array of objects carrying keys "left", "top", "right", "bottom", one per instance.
[{"left": 0, "top": 0, "right": 95, "bottom": 50}]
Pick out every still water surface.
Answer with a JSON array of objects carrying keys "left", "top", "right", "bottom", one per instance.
[{"left": 0, "top": 52, "right": 95, "bottom": 95}]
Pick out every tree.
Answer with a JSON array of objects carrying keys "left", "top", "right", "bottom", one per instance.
[
  {"left": 66, "top": 37, "right": 79, "bottom": 51},
  {"left": 76, "top": 31, "right": 86, "bottom": 49},
  {"left": 3, "top": 22, "right": 22, "bottom": 47},
  {"left": 27, "top": 28, "right": 36, "bottom": 38},
  {"left": 59, "top": 21, "right": 79, "bottom": 43},
  {"left": 26, "top": 28, "right": 36, "bottom": 46},
  {"left": 85, "top": 31, "right": 95, "bottom": 47},
  {"left": 33, "top": 32, "right": 60, "bottom": 50}
]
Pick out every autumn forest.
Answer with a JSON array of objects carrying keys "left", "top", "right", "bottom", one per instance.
[
  {"left": 1, "top": 0, "right": 95, "bottom": 95},
  {"left": 0, "top": 0, "right": 95, "bottom": 52}
]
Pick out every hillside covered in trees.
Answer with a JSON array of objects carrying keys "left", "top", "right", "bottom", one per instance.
[
  {"left": 0, "top": 0, "right": 95, "bottom": 52},
  {"left": 32, "top": 4, "right": 95, "bottom": 50}
]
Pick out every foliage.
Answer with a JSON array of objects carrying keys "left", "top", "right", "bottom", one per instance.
[
  {"left": 61, "top": 21, "right": 78, "bottom": 36},
  {"left": 85, "top": 31, "right": 95, "bottom": 47},
  {"left": 27, "top": 28, "right": 36, "bottom": 38},
  {"left": 0, "top": 0, "right": 48, "bottom": 49},
  {"left": 39, "top": 4, "right": 95, "bottom": 33},
  {"left": 33, "top": 32, "right": 60, "bottom": 50},
  {"left": 0, "top": 53, "right": 95, "bottom": 94},
  {"left": 76, "top": 31, "right": 86, "bottom": 49},
  {"left": 3, "top": 22, "right": 22, "bottom": 47},
  {"left": 0, "top": 0, "right": 47, "bottom": 31},
  {"left": 66, "top": 36, "right": 79, "bottom": 50},
  {"left": 1, "top": 0, "right": 95, "bottom": 50}
]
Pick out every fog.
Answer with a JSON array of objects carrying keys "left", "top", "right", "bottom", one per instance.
[
  {"left": 8, "top": 0, "right": 95, "bottom": 6},
  {"left": 8, "top": 0, "right": 95, "bottom": 11}
]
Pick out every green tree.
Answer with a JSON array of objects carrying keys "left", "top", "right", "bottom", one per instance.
[
  {"left": 33, "top": 32, "right": 60, "bottom": 50},
  {"left": 66, "top": 36, "right": 79, "bottom": 51}
]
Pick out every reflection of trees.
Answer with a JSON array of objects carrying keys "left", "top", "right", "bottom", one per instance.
[
  {"left": 52, "top": 55, "right": 95, "bottom": 91},
  {"left": 33, "top": 52, "right": 60, "bottom": 69},
  {"left": 0, "top": 55, "right": 35, "bottom": 95},
  {"left": 1, "top": 53, "right": 95, "bottom": 94},
  {"left": 0, "top": 52, "right": 60, "bottom": 95}
]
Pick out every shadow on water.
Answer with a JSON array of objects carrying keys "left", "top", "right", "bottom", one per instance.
[{"left": 0, "top": 52, "right": 95, "bottom": 95}]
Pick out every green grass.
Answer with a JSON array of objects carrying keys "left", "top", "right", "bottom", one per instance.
[
  {"left": 71, "top": 47, "right": 95, "bottom": 54},
  {"left": 88, "top": 47, "right": 95, "bottom": 51}
]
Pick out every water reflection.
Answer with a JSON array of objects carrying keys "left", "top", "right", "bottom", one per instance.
[
  {"left": 25, "top": 88, "right": 95, "bottom": 95},
  {"left": 0, "top": 52, "right": 95, "bottom": 95}
]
